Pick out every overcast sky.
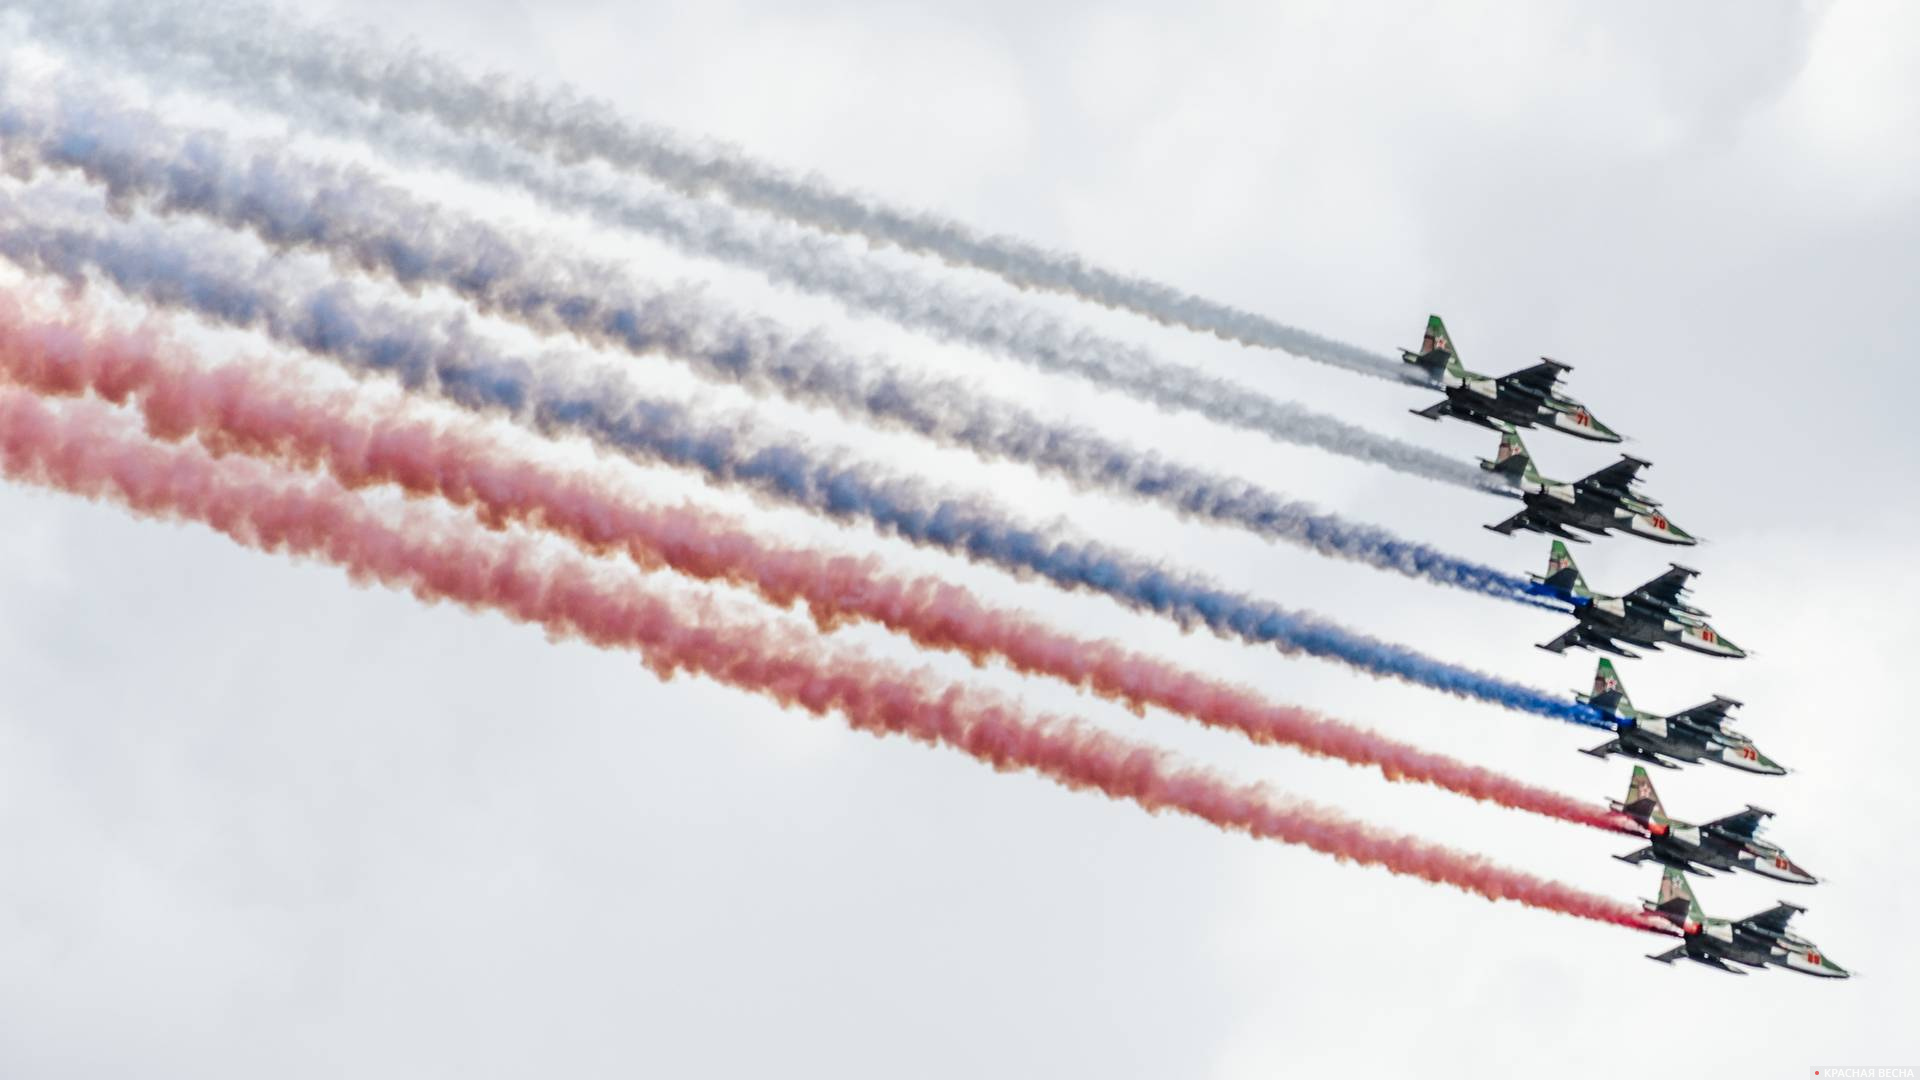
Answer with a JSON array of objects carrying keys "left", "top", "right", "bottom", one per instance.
[{"left": 1, "top": 1, "right": 1916, "bottom": 1076}]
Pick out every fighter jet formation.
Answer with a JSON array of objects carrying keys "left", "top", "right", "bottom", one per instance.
[{"left": 1404, "top": 314, "right": 1847, "bottom": 978}]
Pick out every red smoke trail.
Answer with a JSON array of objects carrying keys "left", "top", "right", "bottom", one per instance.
[
  {"left": 0, "top": 385, "right": 1672, "bottom": 935},
  {"left": 0, "top": 299, "right": 1643, "bottom": 837}
]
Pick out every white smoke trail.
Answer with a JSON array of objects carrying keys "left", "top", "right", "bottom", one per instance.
[
  {"left": 8, "top": 0, "right": 1416, "bottom": 383},
  {"left": 126, "top": 71, "right": 1478, "bottom": 487}
]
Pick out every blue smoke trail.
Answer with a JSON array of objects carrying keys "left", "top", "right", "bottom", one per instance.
[
  {"left": 0, "top": 77, "right": 1550, "bottom": 608},
  {"left": 0, "top": 205, "right": 1603, "bottom": 728}
]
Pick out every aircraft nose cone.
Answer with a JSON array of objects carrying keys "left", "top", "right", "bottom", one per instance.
[
  {"left": 1786, "top": 949, "right": 1850, "bottom": 977},
  {"left": 1555, "top": 410, "right": 1624, "bottom": 441},
  {"left": 1699, "top": 632, "right": 1746, "bottom": 658},
  {"left": 1584, "top": 417, "right": 1624, "bottom": 442},
  {"left": 1761, "top": 859, "right": 1819, "bottom": 885},
  {"left": 1723, "top": 746, "right": 1786, "bottom": 774}
]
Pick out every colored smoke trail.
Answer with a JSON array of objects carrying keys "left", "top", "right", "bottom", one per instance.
[
  {"left": 0, "top": 208, "right": 1601, "bottom": 724},
  {"left": 12, "top": 0, "right": 1417, "bottom": 382},
  {"left": 0, "top": 297, "right": 1639, "bottom": 834},
  {"left": 0, "top": 77, "right": 1530, "bottom": 600},
  {"left": 4, "top": 35, "right": 1487, "bottom": 490},
  {"left": 0, "top": 382, "right": 1671, "bottom": 935}
]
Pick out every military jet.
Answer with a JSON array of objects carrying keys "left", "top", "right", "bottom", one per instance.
[
  {"left": 1575, "top": 659, "right": 1784, "bottom": 774},
  {"left": 1610, "top": 766, "right": 1814, "bottom": 883},
  {"left": 1480, "top": 426, "right": 1695, "bottom": 545},
  {"left": 1400, "top": 314, "right": 1622, "bottom": 442},
  {"left": 1641, "top": 867, "right": 1848, "bottom": 977},
  {"left": 1529, "top": 542, "right": 1745, "bottom": 658}
]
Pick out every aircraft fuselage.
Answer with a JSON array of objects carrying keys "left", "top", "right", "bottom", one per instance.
[
  {"left": 1439, "top": 375, "right": 1621, "bottom": 442},
  {"left": 1515, "top": 484, "right": 1695, "bottom": 546},
  {"left": 1573, "top": 599, "right": 1745, "bottom": 658},
  {"left": 1677, "top": 922, "right": 1847, "bottom": 978},
  {"left": 1590, "top": 712, "right": 1786, "bottom": 775},
  {"left": 1634, "top": 829, "right": 1816, "bottom": 885}
]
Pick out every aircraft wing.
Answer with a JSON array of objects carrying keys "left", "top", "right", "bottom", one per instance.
[
  {"left": 1670, "top": 696, "right": 1742, "bottom": 731},
  {"left": 1689, "top": 953, "right": 1749, "bottom": 975},
  {"left": 1541, "top": 624, "right": 1639, "bottom": 657},
  {"left": 1538, "top": 625, "right": 1592, "bottom": 654},
  {"left": 1486, "top": 509, "right": 1539, "bottom": 536},
  {"left": 1627, "top": 564, "right": 1699, "bottom": 610},
  {"left": 1737, "top": 902, "right": 1806, "bottom": 938},
  {"left": 1577, "top": 456, "right": 1652, "bottom": 498},
  {"left": 1703, "top": 806, "right": 1772, "bottom": 840},
  {"left": 1496, "top": 359, "right": 1571, "bottom": 398}
]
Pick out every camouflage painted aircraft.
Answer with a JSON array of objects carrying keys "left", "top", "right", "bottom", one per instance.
[
  {"left": 1400, "top": 315, "right": 1622, "bottom": 442},
  {"left": 1480, "top": 426, "right": 1695, "bottom": 545},
  {"left": 1641, "top": 866, "right": 1848, "bottom": 977},
  {"left": 1530, "top": 542, "right": 1745, "bottom": 658},
  {"left": 1576, "top": 659, "right": 1784, "bottom": 774},
  {"left": 1610, "top": 766, "right": 1815, "bottom": 883}
]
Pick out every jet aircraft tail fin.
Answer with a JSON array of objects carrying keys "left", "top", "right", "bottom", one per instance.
[
  {"left": 1586, "top": 658, "right": 1634, "bottom": 715},
  {"left": 1621, "top": 765, "right": 1668, "bottom": 825},
  {"left": 1480, "top": 426, "right": 1539, "bottom": 484},
  {"left": 1401, "top": 314, "right": 1467, "bottom": 379},
  {"left": 1658, "top": 865, "right": 1706, "bottom": 925},
  {"left": 1536, "top": 540, "right": 1590, "bottom": 600}
]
